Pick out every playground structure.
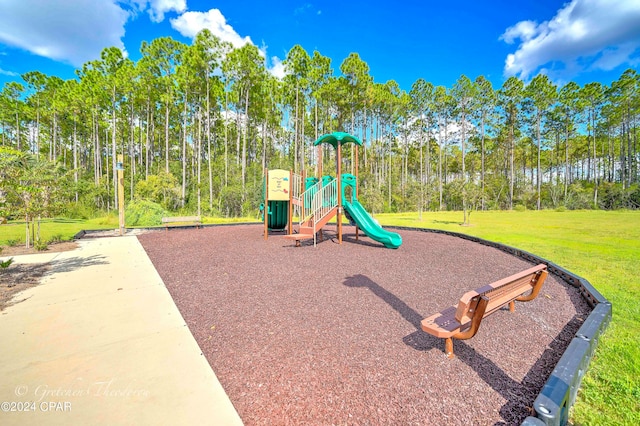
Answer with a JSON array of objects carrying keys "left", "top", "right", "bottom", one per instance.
[
  {"left": 262, "top": 132, "right": 402, "bottom": 248},
  {"left": 261, "top": 169, "right": 300, "bottom": 234}
]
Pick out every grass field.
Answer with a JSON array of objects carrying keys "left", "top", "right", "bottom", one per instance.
[
  {"left": 0, "top": 215, "right": 259, "bottom": 248},
  {"left": 1, "top": 210, "right": 638, "bottom": 424},
  {"left": 375, "top": 210, "right": 640, "bottom": 425},
  {"left": 0, "top": 217, "right": 118, "bottom": 247}
]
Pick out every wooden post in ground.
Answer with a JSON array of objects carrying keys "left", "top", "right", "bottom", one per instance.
[
  {"left": 337, "top": 143, "right": 342, "bottom": 244},
  {"left": 288, "top": 169, "right": 293, "bottom": 235},
  {"left": 264, "top": 168, "right": 269, "bottom": 240},
  {"left": 117, "top": 155, "right": 125, "bottom": 236}
]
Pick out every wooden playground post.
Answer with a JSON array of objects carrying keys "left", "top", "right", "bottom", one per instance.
[
  {"left": 117, "top": 155, "right": 125, "bottom": 236},
  {"left": 337, "top": 143, "right": 342, "bottom": 244},
  {"left": 288, "top": 169, "right": 293, "bottom": 235},
  {"left": 264, "top": 168, "right": 268, "bottom": 240}
]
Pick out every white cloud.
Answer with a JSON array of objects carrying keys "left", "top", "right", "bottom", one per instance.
[
  {"left": 147, "top": 0, "right": 187, "bottom": 23},
  {"left": 0, "top": 0, "right": 128, "bottom": 67},
  {"left": 501, "top": 0, "right": 640, "bottom": 79},
  {"left": 171, "top": 8, "right": 287, "bottom": 79},
  {"left": 500, "top": 20, "right": 539, "bottom": 45},
  {"left": 0, "top": 67, "right": 19, "bottom": 77},
  {"left": 170, "top": 9, "right": 253, "bottom": 49},
  {"left": 268, "top": 56, "right": 286, "bottom": 79}
]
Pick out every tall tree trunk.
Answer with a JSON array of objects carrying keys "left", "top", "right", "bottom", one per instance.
[
  {"left": 627, "top": 112, "right": 633, "bottom": 187},
  {"left": 224, "top": 90, "right": 229, "bottom": 187},
  {"left": 294, "top": 83, "right": 299, "bottom": 173},
  {"left": 165, "top": 101, "right": 170, "bottom": 173},
  {"left": 388, "top": 129, "right": 392, "bottom": 209},
  {"left": 438, "top": 120, "right": 443, "bottom": 210},
  {"left": 52, "top": 112, "right": 57, "bottom": 162},
  {"left": 105, "top": 128, "right": 110, "bottom": 210},
  {"left": 205, "top": 74, "right": 212, "bottom": 212},
  {"left": 181, "top": 92, "right": 188, "bottom": 208},
  {"left": 145, "top": 98, "right": 150, "bottom": 179},
  {"left": 73, "top": 115, "right": 78, "bottom": 203},
  {"left": 564, "top": 126, "right": 569, "bottom": 201},
  {"left": 480, "top": 113, "right": 486, "bottom": 210},
  {"left": 112, "top": 86, "right": 117, "bottom": 214},
  {"left": 419, "top": 114, "right": 424, "bottom": 219},
  {"left": 35, "top": 100, "right": 40, "bottom": 158},
  {"left": 242, "top": 86, "right": 249, "bottom": 198},
  {"left": 93, "top": 111, "right": 98, "bottom": 185},
  {"left": 197, "top": 105, "right": 202, "bottom": 217},
  {"left": 509, "top": 119, "right": 515, "bottom": 210},
  {"left": 461, "top": 110, "right": 467, "bottom": 224},
  {"left": 15, "top": 111, "right": 20, "bottom": 151},
  {"left": 537, "top": 114, "right": 542, "bottom": 210},
  {"left": 130, "top": 101, "right": 135, "bottom": 201}
]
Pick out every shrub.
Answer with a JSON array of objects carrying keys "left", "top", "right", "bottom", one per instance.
[
  {"left": 566, "top": 182, "right": 592, "bottom": 210},
  {"left": 48, "top": 234, "right": 64, "bottom": 244},
  {"left": 89, "top": 213, "right": 118, "bottom": 226},
  {"left": 6, "top": 238, "right": 21, "bottom": 247},
  {"left": 125, "top": 200, "right": 167, "bottom": 227},
  {"left": 134, "top": 173, "right": 181, "bottom": 210},
  {"left": 34, "top": 240, "right": 48, "bottom": 251},
  {"left": 514, "top": 204, "right": 527, "bottom": 212},
  {"left": 220, "top": 185, "right": 243, "bottom": 217},
  {"left": 64, "top": 202, "right": 96, "bottom": 220}
]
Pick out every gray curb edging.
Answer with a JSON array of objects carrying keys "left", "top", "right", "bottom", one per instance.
[
  {"left": 75, "top": 222, "right": 610, "bottom": 425},
  {"left": 388, "top": 226, "right": 611, "bottom": 426}
]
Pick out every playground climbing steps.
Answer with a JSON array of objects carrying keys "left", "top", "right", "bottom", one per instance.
[{"left": 285, "top": 178, "right": 339, "bottom": 246}]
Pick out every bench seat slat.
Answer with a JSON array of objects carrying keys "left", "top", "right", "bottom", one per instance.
[
  {"left": 161, "top": 216, "right": 202, "bottom": 231},
  {"left": 161, "top": 216, "right": 201, "bottom": 224},
  {"left": 421, "top": 264, "right": 548, "bottom": 357},
  {"left": 454, "top": 264, "right": 547, "bottom": 323}
]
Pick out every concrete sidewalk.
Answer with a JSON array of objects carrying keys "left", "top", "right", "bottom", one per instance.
[{"left": 0, "top": 236, "right": 243, "bottom": 425}]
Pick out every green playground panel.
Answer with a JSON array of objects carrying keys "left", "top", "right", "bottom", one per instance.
[{"left": 267, "top": 200, "right": 288, "bottom": 230}]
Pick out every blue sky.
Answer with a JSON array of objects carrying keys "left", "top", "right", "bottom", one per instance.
[{"left": 1, "top": 0, "right": 639, "bottom": 93}]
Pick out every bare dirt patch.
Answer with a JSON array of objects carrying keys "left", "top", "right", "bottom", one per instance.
[{"left": 1, "top": 241, "right": 79, "bottom": 257}]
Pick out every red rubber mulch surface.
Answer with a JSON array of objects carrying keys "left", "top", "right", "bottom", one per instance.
[{"left": 138, "top": 224, "right": 590, "bottom": 425}]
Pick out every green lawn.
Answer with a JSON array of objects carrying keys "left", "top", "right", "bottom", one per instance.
[
  {"left": 0, "top": 215, "right": 260, "bottom": 248},
  {"left": 0, "top": 217, "right": 118, "bottom": 247},
  {"left": 1, "top": 210, "right": 637, "bottom": 423},
  {"left": 375, "top": 210, "right": 640, "bottom": 425}
]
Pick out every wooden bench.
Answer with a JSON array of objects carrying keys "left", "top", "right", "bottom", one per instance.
[
  {"left": 161, "top": 215, "right": 202, "bottom": 230},
  {"left": 421, "top": 264, "right": 549, "bottom": 358}
]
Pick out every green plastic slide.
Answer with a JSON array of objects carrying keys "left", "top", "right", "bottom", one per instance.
[{"left": 342, "top": 198, "right": 402, "bottom": 249}]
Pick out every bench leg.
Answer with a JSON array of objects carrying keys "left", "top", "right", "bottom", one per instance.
[
  {"left": 516, "top": 270, "right": 548, "bottom": 303},
  {"left": 509, "top": 300, "right": 515, "bottom": 312},
  {"left": 445, "top": 338, "right": 454, "bottom": 358}
]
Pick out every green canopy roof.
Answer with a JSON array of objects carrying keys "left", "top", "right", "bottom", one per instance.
[{"left": 313, "top": 132, "right": 363, "bottom": 149}]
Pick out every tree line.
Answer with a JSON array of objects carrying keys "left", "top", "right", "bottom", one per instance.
[{"left": 1, "top": 30, "right": 639, "bottom": 227}]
